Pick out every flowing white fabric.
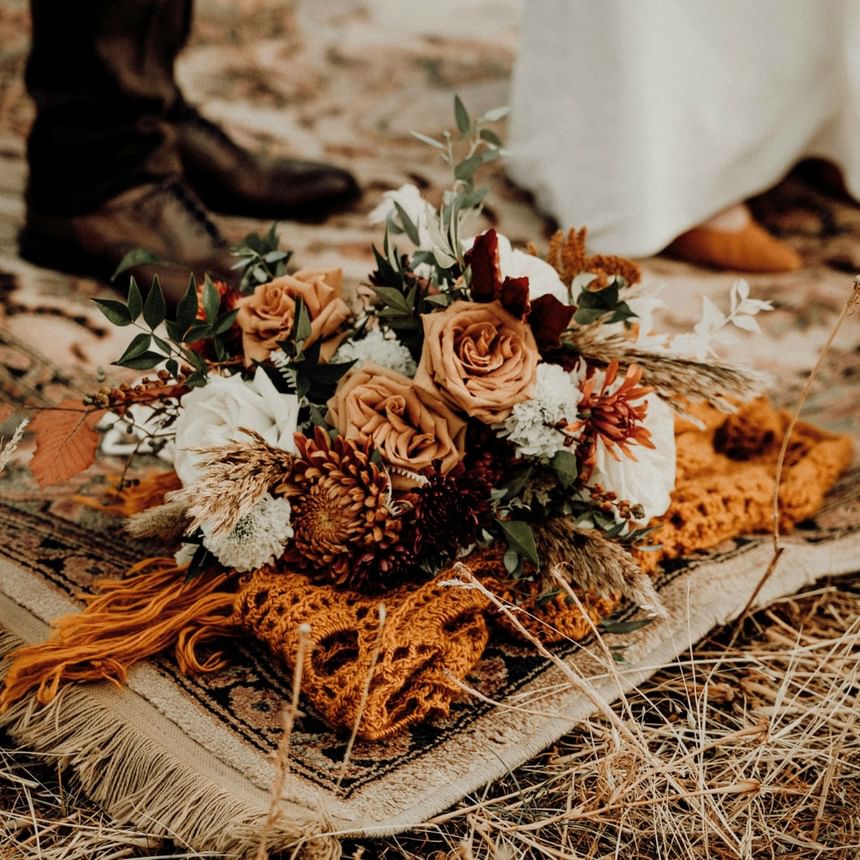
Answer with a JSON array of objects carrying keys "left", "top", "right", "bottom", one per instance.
[{"left": 508, "top": 0, "right": 860, "bottom": 256}]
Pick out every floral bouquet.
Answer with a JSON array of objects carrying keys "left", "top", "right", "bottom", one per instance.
[{"left": 2, "top": 101, "right": 850, "bottom": 739}]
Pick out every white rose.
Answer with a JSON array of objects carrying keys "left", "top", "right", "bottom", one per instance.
[
  {"left": 172, "top": 367, "right": 299, "bottom": 488},
  {"left": 589, "top": 392, "right": 676, "bottom": 522},
  {"left": 463, "top": 231, "right": 570, "bottom": 304},
  {"left": 368, "top": 183, "right": 436, "bottom": 250}
]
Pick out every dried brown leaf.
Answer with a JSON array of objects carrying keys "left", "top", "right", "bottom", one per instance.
[{"left": 29, "top": 399, "right": 106, "bottom": 487}]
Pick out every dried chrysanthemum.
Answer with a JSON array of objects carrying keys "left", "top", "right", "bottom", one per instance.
[
  {"left": 575, "top": 359, "right": 655, "bottom": 462},
  {"left": 281, "top": 427, "right": 406, "bottom": 589}
]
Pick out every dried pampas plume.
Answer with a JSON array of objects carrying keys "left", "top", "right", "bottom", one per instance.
[
  {"left": 570, "top": 327, "right": 770, "bottom": 411},
  {"left": 168, "top": 430, "right": 295, "bottom": 539},
  {"left": 0, "top": 418, "right": 28, "bottom": 475},
  {"left": 125, "top": 499, "right": 190, "bottom": 543},
  {"left": 536, "top": 518, "right": 666, "bottom": 618}
]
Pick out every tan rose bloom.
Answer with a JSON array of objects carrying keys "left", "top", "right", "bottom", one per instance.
[
  {"left": 236, "top": 268, "right": 350, "bottom": 365},
  {"left": 327, "top": 362, "right": 466, "bottom": 487},
  {"left": 415, "top": 300, "right": 539, "bottom": 423}
]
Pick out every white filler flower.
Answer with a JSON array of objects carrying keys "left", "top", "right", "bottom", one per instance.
[
  {"left": 498, "top": 362, "right": 581, "bottom": 459},
  {"left": 333, "top": 327, "right": 417, "bottom": 377},
  {"left": 201, "top": 493, "right": 294, "bottom": 572}
]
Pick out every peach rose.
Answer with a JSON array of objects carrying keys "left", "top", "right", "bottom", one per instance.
[
  {"left": 236, "top": 268, "right": 350, "bottom": 365},
  {"left": 415, "top": 300, "right": 539, "bottom": 423},
  {"left": 327, "top": 362, "right": 466, "bottom": 486}
]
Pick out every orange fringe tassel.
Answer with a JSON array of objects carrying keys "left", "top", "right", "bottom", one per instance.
[
  {"left": 0, "top": 558, "right": 239, "bottom": 710},
  {"left": 75, "top": 470, "right": 183, "bottom": 517}
]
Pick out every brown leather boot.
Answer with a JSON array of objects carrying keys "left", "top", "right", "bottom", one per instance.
[
  {"left": 171, "top": 103, "right": 360, "bottom": 220},
  {"left": 19, "top": 178, "right": 237, "bottom": 305}
]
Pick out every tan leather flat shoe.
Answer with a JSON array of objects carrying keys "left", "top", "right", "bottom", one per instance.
[{"left": 666, "top": 220, "right": 803, "bottom": 272}]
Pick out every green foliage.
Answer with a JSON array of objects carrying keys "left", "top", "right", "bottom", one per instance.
[
  {"left": 231, "top": 224, "right": 291, "bottom": 293},
  {"left": 400, "top": 97, "right": 507, "bottom": 288},
  {"left": 573, "top": 279, "right": 635, "bottom": 326},
  {"left": 368, "top": 98, "right": 509, "bottom": 360},
  {"left": 110, "top": 248, "right": 164, "bottom": 282},
  {"left": 271, "top": 301, "right": 356, "bottom": 404},
  {"left": 550, "top": 450, "right": 578, "bottom": 489},
  {"left": 94, "top": 272, "right": 238, "bottom": 387},
  {"left": 497, "top": 518, "right": 540, "bottom": 568}
]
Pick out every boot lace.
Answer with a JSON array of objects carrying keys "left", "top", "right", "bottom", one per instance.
[{"left": 162, "top": 178, "right": 226, "bottom": 246}]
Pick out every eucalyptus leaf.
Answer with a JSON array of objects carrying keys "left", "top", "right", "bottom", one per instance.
[
  {"left": 410, "top": 131, "right": 445, "bottom": 150},
  {"left": 393, "top": 201, "right": 421, "bottom": 246},
  {"left": 432, "top": 246, "right": 457, "bottom": 269},
  {"left": 481, "top": 105, "right": 510, "bottom": 123},
  {"left": 454, "top": 154, "right": 483, "bottom": 183},
  {"left": 454, "top": 95, "right": 470, "bottom": 134},
  {"left": 479, "top": 128, "right": 503, "bottom": 147}
]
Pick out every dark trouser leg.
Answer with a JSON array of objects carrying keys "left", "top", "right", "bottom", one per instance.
[{"left": 26, "top": 0, "right": 192, "bottom": 215}]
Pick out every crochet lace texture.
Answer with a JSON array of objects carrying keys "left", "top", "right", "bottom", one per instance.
[
  {"left": 234, "top": 560, "right": 493, "bottom": 741},
  {"left": 236, "top": 399, "right": 852, "bottom": 738}
]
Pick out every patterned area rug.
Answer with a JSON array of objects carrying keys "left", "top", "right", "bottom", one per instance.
[{"left": 1, "top": 1, "right": 859, "bottom": 857}]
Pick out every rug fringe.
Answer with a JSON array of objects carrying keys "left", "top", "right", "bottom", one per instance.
[
  {"left": 0, "top": 559, "right": 240, "bottom": 710},
  {"left": 0, "top": 631, "right": 341, "bottom": 859}
]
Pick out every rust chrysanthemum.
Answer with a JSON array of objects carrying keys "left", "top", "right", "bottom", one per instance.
[
  {"left": 280, "top": 427, "right": 407, "bottom": 590},
  {"left": 574, "top": 359, "right": 655, "bottom": 463}
]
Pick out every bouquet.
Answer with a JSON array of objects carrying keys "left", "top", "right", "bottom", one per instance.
[{"left": 2, "top": 100, "right": 850, "bottom": 739}]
